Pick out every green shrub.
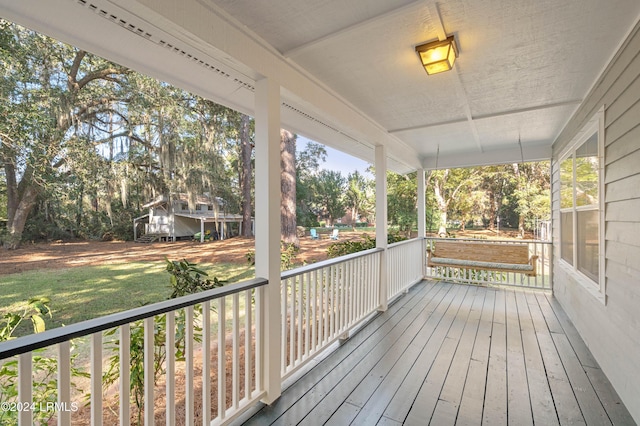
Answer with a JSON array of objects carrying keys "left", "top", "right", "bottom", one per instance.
[{"left": 327, "top": 232, "right": 407, "bottom": 258}]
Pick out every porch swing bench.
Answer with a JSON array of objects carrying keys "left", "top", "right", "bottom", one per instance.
[{"left": 427, "top": 240, "right": 538, "bottom": 276}]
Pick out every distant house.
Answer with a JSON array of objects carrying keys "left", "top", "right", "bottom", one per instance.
[{"left": 134, "top": 194, "right": 252, "bottom": 242}]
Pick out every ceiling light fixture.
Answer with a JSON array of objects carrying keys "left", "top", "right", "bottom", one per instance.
[{"left": 415, "top": 35, "right": 458, "bottom": 75}]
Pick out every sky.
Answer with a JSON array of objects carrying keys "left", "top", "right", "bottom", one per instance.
[{"left": 297, "top": 136, "right": 373, "bottom": 178}]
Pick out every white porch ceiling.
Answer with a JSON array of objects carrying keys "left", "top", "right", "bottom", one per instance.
[{"left": 1, "top": 0, "right": 639, "bottom": 173}]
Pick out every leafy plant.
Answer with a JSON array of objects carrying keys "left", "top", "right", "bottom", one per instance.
[
  {"left": 0, "top": 297, "right": 51, "bottom": 340},
  {"left": 165, "top": 258, "right": 225, "bottom": 298},
  {"left": 103, "top": 259, "right": 222, "bottom": 424},
  {"left": 103, "top": 315, "right": 170, "bottom": 424},
  {"left": 0, "top": 299, "right": 88, "bottom": 426},
  {"left": 246, "top": 243, "right": 300, "bottom": 271},
  {"left": 280, "top": 242, "right": 299, "bottom": 271},
  {"left": 246, "top": 250, "right": 255, "bottom": 266}
]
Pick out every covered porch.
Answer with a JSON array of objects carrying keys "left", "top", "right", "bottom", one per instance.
[{"left": 1, "top": 0, "right": 640, "bottom": 424}]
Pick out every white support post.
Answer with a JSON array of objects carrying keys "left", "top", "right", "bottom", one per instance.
[
  {"left": 200, "top": 219, "right": 205, "bottom": 242},
  {"left": 417, "top": 168, "right": 426, "bottom": 238},
  {"left": 417, "top": 168, "right": 427, "bottom": 278},
  {"left": 254, "top": 76, "right": 282, "bottom": 404},
  {"left": 375, "top": 145, "right": 388, "bottom": 312}
]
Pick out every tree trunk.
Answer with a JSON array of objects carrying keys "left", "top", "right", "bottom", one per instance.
[
  {"left": 3, "top": 160, "right": 39, "bottom": 249},
  {"left": 433, "top": 177, "right": 449, "bottom": 237},
  {"left": 239, "top": 114, "right": 253, "bottom": 237},
  {"left": 488, "top": 191, "right": 496, "bottom": 231},
  {"left": 5, "top": 185, "right": 39, "bottom": 249},
  {"left": 280, "top": 129, "right": 299, "bottom": 247}
]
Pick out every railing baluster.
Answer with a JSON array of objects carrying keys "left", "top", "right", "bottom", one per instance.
[
  {"left": 311, "top": 270, "right": 318, "bottom": 353},
  {"left": 90, "top": 332, "right": 103, "bottom": 426},
  {"left": 297, "top": 275, "right": 303, "bottom": 364},
  {"left": 232, "top": 293, "right": 240, "bottom": 409},
  {"left": 202, "top": 300, "right": 211, "bottom": 424},
  {"left": 289, "top": 277, "right": 295, "bottom": 370},
  {"left": 18, "top": 353, "right": 32, "bottom": 426},
  {"left": 118, "top": 325, "right": 130, "bottom": 426},
  {"left": 303, "top": 273, "right": 312, "bottom": 358},
  {"left": 280, "top": 278, "right": 287, "bottom": 374},
  {"left": 185, "top": 306, "right": 194, "bottom": 425},
  {"left": 217, "top": 297, "right": 226, "bottom": 420},
  {"left": 166, "top": 312, "right": 175, "bottom": 426},
  {"left": 58, "top": 341, "right": 72, "bottom": 426},
  {"left": 323, "top": 267, "right": 329, "bottom": 345},
  {"left": 337, "top": 264, "right": 344, "bottom": 333},
  {"left": 244, "top": 290, "right": 252, "bottom": 401},
  {"left": 144, "top": 317, "right": 154, "bottom": 426}
]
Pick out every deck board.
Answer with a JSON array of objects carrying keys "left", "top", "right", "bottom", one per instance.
[{"left": 241, "top": 281, "right": 636, "bottom": 426}]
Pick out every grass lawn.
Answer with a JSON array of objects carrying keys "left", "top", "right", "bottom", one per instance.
[{"left": 0, "top": 261, "right": 254, "bottom": 337}]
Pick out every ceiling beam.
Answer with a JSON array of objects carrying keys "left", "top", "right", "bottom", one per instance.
[
  {"left": 389, "top": 98, "right": 584, "bottom": 133},
  {"left": 284, "top": 0, "right": 428, "bottom": 58},
  {"left": 421, "top": 143, "right": 551, "bottom": 170}
]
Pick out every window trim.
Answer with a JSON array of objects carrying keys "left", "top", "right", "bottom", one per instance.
[{"left": 558, "top": 107, "right": 606, "bottom": 303}]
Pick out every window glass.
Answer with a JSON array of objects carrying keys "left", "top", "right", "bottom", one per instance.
[
  {"left": 575, "top": 132, "right": 599, "bottom": 207},
  {"left": 559, "top": 124, "right": 601, "bottom": 287},
  {"left": 577, "top": 209, "right": 599, "bottom": 283},
  {"left": 561, "top": 212, "right": 573, "bottom": 265},
  {"left": 560, "top": 157, "right": 574, "bottom": 209}
]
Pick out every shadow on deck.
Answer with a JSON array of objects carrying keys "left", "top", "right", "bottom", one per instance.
[{"left": 238, "top": 281, "right": 635, "bottom": 425}]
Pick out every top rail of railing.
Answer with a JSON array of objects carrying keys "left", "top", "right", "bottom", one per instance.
[
  {"left": 388, "top": 237, "right": 425, "bottom": 249},
  {"left": 0, "top": 277, "right": 268, "bottom": 360},
  {"left": 425, "top": 236, "right": 551, "bottom": 244},
  {"left": 281, "top": 247, "right": 383, "bottom": 279}
]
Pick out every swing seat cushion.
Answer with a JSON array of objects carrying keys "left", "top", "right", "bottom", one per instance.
[{"left": 427, "top": 240, "right": 538, "bottom": 276}]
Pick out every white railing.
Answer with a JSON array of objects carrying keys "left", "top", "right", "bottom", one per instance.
[
  {"left": 386, "top": 238, "right": 426, "bottom": 300},
  {"left": 0, "top": 278, "right": 267, "bottom": 426},
  {"left": 279, "top": 248, "right": 382, "bottom": 379},
  {"left": 1, "top": 241, "right": 432, "bottom": 425},
  {"left": 424, "top": 237, "right": 553, "bottom": 290}
]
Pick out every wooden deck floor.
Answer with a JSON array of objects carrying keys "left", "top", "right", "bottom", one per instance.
[{"left": 241, "top": 281, "right": 635, "bottom": 426}]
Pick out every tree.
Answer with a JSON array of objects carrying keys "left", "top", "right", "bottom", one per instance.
[
  {"left": 345, "top": 170, "right": 374, "bottom": 226},
  {"left": 313, "top": 170, "right": 346, "bottom": 226},
  {"left": 295, "top": 141, "right": 326, "bottom": 227},
  {"left": 280, "top": 129, "right": 298, "bottom": 246},
  {"left": 387, "top": 171, "right": 417, "bottom": 236},
  {"left": 238, "top": 114, "right": 253, "bottom": 237},
  {"left": 1, "top": 20, "right": 130, "bottom": 248},
  {"left": 428, "top": 168, "right": 480, "bottom": 236},
  {"left": 508, "top": 162, "right": 550, "bottom": 237}
]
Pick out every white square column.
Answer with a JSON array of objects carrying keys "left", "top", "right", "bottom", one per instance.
[
  {"left": 417, "top": 169, "right": 426, "bottom": 238},
  {"left": 375, "top": 145, "right": 388, "bottom": 311},
  {"left": 254, "top": 77, "right": 282, "bottom": 403},
  {"left": 417, "top": 168, "right": 427, "bottom": 278}
]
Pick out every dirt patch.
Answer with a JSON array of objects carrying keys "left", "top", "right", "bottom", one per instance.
[{"left": 0, "top": 231, "right": 367, "bottom": 276}]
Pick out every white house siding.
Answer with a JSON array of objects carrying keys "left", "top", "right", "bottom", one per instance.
[
  {"left": 148, "top": 208, "right": 170, "bottom": 235},
  {"left": 551, "top": 21, "right": 640, "bottom": 422}
]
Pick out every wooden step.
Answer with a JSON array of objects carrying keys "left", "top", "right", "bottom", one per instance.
[{"left": 135, "top": 235, "right": 157, "bottom": 243}]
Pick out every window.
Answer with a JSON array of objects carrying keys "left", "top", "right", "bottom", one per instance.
[{"left": 559, "top": 109, "right": 604, "bottom": 294}]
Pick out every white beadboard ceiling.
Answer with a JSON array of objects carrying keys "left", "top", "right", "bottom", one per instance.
[{"left": 1, "top": 0, "right": 639, "bottom": 172}]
